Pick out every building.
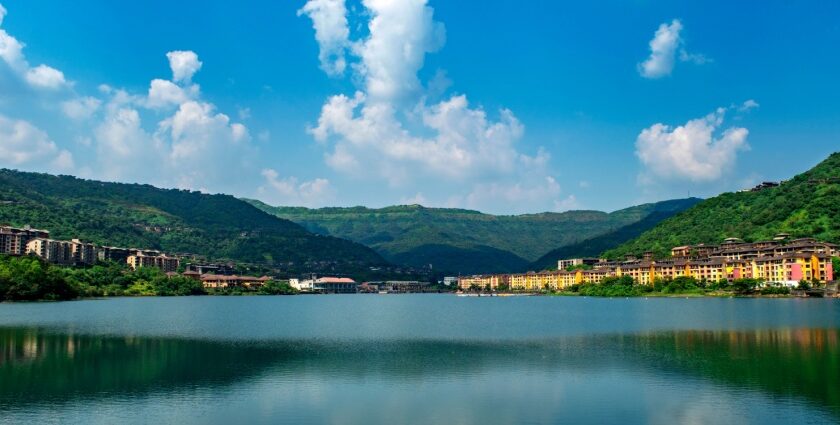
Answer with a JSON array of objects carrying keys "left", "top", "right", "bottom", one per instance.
[
  {"left": 0, "top": 225, "right": 50, "bottom": 256},
  {"left": 98, "top": 246, "right": 131, "bottom": 263},
  {"left": 442, "top": 276, "right": 458, "bottom": 286},
  {"left": 467, "top": 237, "right": 837, "bottom": 292},
  {"left": 313, "top": 277, "right": 357, "bottom": 294},
  {"left": 557, "top": 258, "right": 600, "bottom": 270},
  {"left": 289, "top": 278, "right": 315, "bottom": 292},
  {"left": 25, "top": 238, "right": 73, "bottom": 265},
  {"left": 126, "top": 251, "right": 180, "bottom": 272},
  {"left": 185, "top": 263, "right": 235, "bottom": 275},
  {"left": 201, "top": 274, "right": 271, "bottom": 289},
  {"left": 69, "top": 239, "right": 97, "bottom": 265},
  {"left": 374, "top": 281, "right": 429, "bottom": 293}
]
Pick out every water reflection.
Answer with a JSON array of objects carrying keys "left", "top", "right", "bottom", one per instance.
[
  {"left": 630, "top": 328, "right": 840, "bottom": 412},
  {"left": 1, "top": 327, "right": 838, "bottom": 423}
]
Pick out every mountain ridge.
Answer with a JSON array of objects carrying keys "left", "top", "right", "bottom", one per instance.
[
  {"left": 247, "top": 197, "right": 701, "bottom": 274},
  {"left": 0, "top": 169, "right": 386, "bottom": 270}
]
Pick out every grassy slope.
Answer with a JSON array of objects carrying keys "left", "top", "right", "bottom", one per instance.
[
  {"left": 0, "top": 169, "right": 385, "bottom": 267},
  {"left": 605, "top": 152, "right": 840, "bottom": 258},
  {"left": 248, "top": 198, "right": 700, "bottom": 274}
]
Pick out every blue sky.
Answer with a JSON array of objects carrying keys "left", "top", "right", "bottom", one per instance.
[{"left": 0, "top": 0, "right": 838, "bottom": 214}]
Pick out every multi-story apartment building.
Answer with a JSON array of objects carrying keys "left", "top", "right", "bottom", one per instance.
[
  {"left": 0, "top": 225, "right": 50, "bottom": 256},
  {"left": 557, "top": 258, "right": 601, "bottom": 270},
  {"left": 462, "top": 237, "right": 837, "bottom": 291},
  {"left": 25, "top": 238, "right": 74, "bottom": 265},
  {"left": 126, "top": 251, "right": 180, "bottom": 272},
  {"left": 69, "top": 239, "right": 97, "bottom": 265},
  {"left": 25, "top": 238, "right": 99, "bottom": 266},
  {"left": 98, "top": 246, "right": 132, "bottom": 263}
]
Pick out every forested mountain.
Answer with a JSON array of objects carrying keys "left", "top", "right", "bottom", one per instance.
[
  {"left": 530, "top": 210, "right": 686, "bottom": 271},
  {"left": 247, "top": 198, "right": 700, "bottom": 274},
  {"left": 0, "top": 169, "right": 385, "bottom": 269},
  {"left": 605, "top": 153, "right": 840, "bottom": 258}
]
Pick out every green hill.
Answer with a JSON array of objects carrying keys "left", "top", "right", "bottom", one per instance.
[
  {"left": 605, "top": 153, "right": 840, "bottom": 258},
  {"left": 247, "top": 198, "right": 700, "bottom": 274},
  {"left": 530, "top": 209, "right": 687, "bottom": 271},
  {"left": 0, "top": 169, "right": 385, "bottom": 269}
]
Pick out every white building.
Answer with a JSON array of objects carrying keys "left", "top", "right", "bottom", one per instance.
[{"left": 289, "top": 278, "right": 314, "bottom": 292}]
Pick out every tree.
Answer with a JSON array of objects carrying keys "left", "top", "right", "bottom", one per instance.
[
  {"left": 258, "top": 280, "right": 298, "bottom": 295},
  {"left": 730, "top": 278, "right": 760, "bottom": 294}
]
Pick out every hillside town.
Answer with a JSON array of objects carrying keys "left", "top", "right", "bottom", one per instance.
[
  {"left": 458, "top": 235, "right": 837, "bottom": 291},
  {"left": 0, "top": 224, "right": 435, "bottom": 294}
]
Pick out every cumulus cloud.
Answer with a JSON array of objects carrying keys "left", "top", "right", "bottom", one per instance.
[
  {"left": 257, "top": 168, "right": 334, "bottom": 207},
  {"left": 0, "top": 6, "right": 257, "bottom": 197},
  {"left": 90, "top": 53, "right": 253, "bottom": 192},
  {"left": 0, "top": 114, "right": 73, "bottom": 171},
  {"left": 166, "top": 50, "right": 202, "bottom": 83},
  {"left": 635, "top": 107, "right": 749, "bottom": 182},
  {"left": 61, "top": 96, "right": 101, "bottom": 120},
  {"left": 145, "top": 78, "right": 199, "bottom": 109},
  {"left": 638, "top": 19, "right": 707, "bottom": 79},
  {"left": 301, "top": 0, "right": 565, "bottom": 212},
  {"left": 0, "top": 6, "right": 68, "bottom": 90},
  {"left": 24, "top": 64, "right": 66, "bottom": 89},
  {"left": 298, "top": 0, "right": 350, "bottom": 76}
]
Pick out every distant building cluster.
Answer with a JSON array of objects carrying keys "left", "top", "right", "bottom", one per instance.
[
  {"left": 460, "top": 235, "right": 837, "bottom": 291},
  {"left": 1, "top": 224, "right": 180, "bottom": 272},
  {"left": 289, "top": 277, "right": 431, "bottom": 294},
  {"left": 738, "top": 181, "right": 781, "bottom": 192}
]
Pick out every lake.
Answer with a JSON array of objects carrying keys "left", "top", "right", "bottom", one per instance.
[{"left": 0, "top": 295, "right": 838, "bottom": 424}]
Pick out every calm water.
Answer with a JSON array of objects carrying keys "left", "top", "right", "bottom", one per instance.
[{"left": 0, "top": 295, "right": 838, "bottom": 424}]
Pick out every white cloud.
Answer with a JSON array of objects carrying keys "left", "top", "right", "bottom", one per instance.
[
  {"left": 465, "top": 177, "right": 561, "bottom": 207},
  {"left": 638, "top": 19, "right": 707, "bottom": 79},
  {"left": 0, "top": 5, "right": 68, "bottom": 90},
  {"left": 310, "top": 92, "right": 527, "bottom": 183},
  {"left": 635, "top": 107, "right": 749, "bottom": 182},
  {"left": 401, "top": 192, "right": 427, "bottom": 205},
  {"left": 0, "top": 27, "right": 25, "bottom": 73},
  {"left": 554, "top": 195, "right": 580, "bottom": 212},
  {"left": 298, "top": 0, "right": 350, "bottom": 77},
  {"left": 301, "top": 0, "right": 564, "bottom": 212},
  {"left": 166, "top": 50, "right": 202, "bottom": 83},
  {"left": 258, "top": 168, "right": 334, "bottom": 207},
  {"left": 88, "top": 52, "right": 252, "bottom": 192},
  {"left": 24, "top": 64, "right": 66, "bottom": 89},
  {"left": 146, "top": 78, "right": 198, "bottom": 109},
  {"left": 61, "top": 96, "right": 101, "bottom": 120},
  {"left": 0, "top": 113, "right": 73, "bottom": 171},
  {"left": 94, "top": 105, "right": 158, "bottom": 180},
  {"left": 353, "top": 0, "right": 446, "bottom": 102},
  {"left": 738, "top": 99, "right": 759, "bottom": 113},
  {"left": 679, "top": 49, "right": 710, "bottom": 65}
]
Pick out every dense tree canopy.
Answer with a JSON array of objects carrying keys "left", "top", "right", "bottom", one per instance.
[{"left": 605, "top": 153, "right": 840, "bottom": 258}]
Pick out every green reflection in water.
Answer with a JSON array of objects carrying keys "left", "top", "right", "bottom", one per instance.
[
  {"left": 1, "top": 327, "right": 838, "bottom": 417},
  {"left": 631, "top": 328, "right": 840, "bottom": 414}
]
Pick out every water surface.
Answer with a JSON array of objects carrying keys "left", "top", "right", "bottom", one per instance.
[{"left": 0, "top": 295, "right": 838, "bottom": 424}]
